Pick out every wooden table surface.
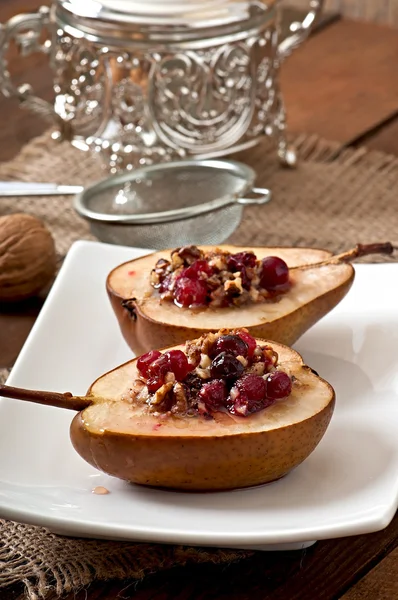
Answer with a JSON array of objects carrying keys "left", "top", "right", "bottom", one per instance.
[{"left": 1, "top": 2, "right": 398, "bottom": 599}]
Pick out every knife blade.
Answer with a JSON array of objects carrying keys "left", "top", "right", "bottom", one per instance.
[{"left": 0, "top": 182, "right": 84, "bottom": 197}]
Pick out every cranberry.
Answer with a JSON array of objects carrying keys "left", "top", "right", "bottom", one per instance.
[
  {"left": 261, "top": 346, "right": 278, "bottom": 371},
  {"left": 230, "top": 374, "right": 268, "bottom": 416},
  {"left": 237, "top": 374, "right": 267, "bottom": 401},
  {"left": 239, "top": 266, "right": 251, "bottom": 290},
  {"left": 198, "top": 379, "right": 227, "bottom": 412},
  {"left": 147, "top": 354, "right": 170, "bottom": 379},
  {"left": 184, "top": 373, "right": 203, "bottom": 399},
  {"left": 174, "top": 277, "right": 208, "bottom": 307},
  {"left": 237, "top": 331, "right": 257, "bottom": 359},
  {"left": 227, "top": 251, "right": 257, "bottom": 271},
  {"left": 147, "top": 376, "right": 164, "bottom": 393},
  {"left": 159, "top": 274, "right": 173, "bottom": 293},
  {"left": 259, "top": 256, "right": 290, "bottom": 291},
  {"left": 210, "top": 352, "right": 245, "bottom": 380},
  {"left": 265, "top": 371, "right": 292, "bottom": 399},
  {"left": 137, "top": 350, "right": 162, "bottom": 378},
  {"left": 165, "top": 349, "right": 192, "bottom": 381},
  {"left": 183, "top": 259, "right": 213, "bottom": 279},
  {"left": 210, "top": 335, "right": 248, "bottom": 359}
]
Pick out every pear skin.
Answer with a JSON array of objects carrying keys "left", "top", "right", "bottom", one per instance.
[
  {"left": 70, "top": 340, "right": 335, "bottom": 491},
  {"left": 107, "top": 246, "right": 355, "bottom": 355},
  {"left": 0, "top": 339, "right": 335, "bottom": 491}
]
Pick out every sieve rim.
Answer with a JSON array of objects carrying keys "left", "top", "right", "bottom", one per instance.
[{"left": 74, "top": 159, "right": 256, "bottom": 226}]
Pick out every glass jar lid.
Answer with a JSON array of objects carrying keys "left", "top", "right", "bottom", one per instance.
[
  {"left": 61, "top": 0, "right": 251, "bottom": 25},
  {"left": 56, "top": 0, "right": 271, "bottom": 43}
]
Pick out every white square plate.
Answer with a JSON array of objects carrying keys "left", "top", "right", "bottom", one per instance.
[{"left": 1, "top": 241, "right": 398, "bottom": 551}]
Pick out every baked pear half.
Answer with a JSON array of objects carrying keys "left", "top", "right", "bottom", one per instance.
[
  {"left": 107, "top": 244, "right": 356, "bottom": 355},
  {"left": 70, "top": 338, "right": 334, "bottom": 491},
  {"left": 0, "top": 333, "right": 335, "bottom": 491}
]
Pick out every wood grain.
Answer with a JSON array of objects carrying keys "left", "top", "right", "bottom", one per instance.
[
  {"left": 281, "top": 20, "right": 398, "bottom": 143},
  {"left": 354, "top": 117, "right": 398, "bottom": 154},
  {"left": 340, "top": 547, "right": 398, "bottom": 599},
  {"left": 7, "top": 513, "right": 396, "bottom": 600},
  {"left": 288, "top": 0, "right": 398, "bottom": 26},
  {"left": 0, "top": 301, "right": 44, "bottom": 368},
  {"left": 0, "top": 0, "right": 52, "bottom": 162}
]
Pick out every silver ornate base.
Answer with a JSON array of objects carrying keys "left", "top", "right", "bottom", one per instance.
[
  {"left": 50, "top": 16, "right": 294, "bottom": 172},
  {"left": 0, "top": 0, "right": 323, "bottom": 172},
  {"left": 69, "top": 133, "right": 298, "bottom": 173}
]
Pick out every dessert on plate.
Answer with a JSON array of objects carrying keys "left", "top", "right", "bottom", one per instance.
[{"left": 1, "top": 329, "right": 335, "bottom": 491}]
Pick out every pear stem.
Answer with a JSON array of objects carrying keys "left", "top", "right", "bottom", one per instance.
[
  {"left": 290, "top": 242, "right": 394, "bottom": 271},
  {"left": 0, "top": 384, "right": 93, "bottom": 411}
]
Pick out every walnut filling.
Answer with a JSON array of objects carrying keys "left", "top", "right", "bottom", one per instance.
[
  {"left": 150, "top": 245, "right": 291, "bottom": 308},
  {"left": 125, "top": 329, "right": 292, "bottom": 419}
]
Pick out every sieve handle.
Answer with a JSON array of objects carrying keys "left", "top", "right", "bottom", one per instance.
[{"left": 238, "top": 187, "right": 272, "bottom": 205}]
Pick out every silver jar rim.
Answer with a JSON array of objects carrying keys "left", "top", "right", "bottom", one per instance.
[{"left": 55, "top": 0, "right": 274, "bottom": 46}]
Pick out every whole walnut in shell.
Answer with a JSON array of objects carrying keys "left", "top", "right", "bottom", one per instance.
[{"left": 0, "top": 213, "right": 57, "bottom": 302}]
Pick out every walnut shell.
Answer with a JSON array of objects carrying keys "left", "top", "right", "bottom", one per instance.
[{"left": 0, "top": 213, "right": 57, "bottom": 302}]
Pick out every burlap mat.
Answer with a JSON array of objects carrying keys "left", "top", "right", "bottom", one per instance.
[
  {"left": 1, "top": 132, "right": 397, "bottom": 257},
  {"left": 1, "top": 131, "right": 398, "bottom": 600}
]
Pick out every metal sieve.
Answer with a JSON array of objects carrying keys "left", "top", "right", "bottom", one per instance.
[{"left": 74, "top": 159, "right": 271, "bottom": 248}]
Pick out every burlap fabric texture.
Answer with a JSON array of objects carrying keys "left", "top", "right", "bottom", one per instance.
[
  {"left": 1, "top": 132, "right": 397, "bottom": 258},
  {"left": 1, "top": 131, "right": 398, "bottom": 600}
]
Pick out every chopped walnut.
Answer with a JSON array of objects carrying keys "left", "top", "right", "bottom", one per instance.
[
  {"left": 246, "top": 362, "right": 266, "bottom": 376},
  {"left": 236, "top": 355, "right": 248, "bottom": 368},
  {"left": 185, "top": 341, "right": 201, "bottom": 368},
  {"left": 208, "top": 254, "right": 228, "bottom": 271},
  {"left": 171, "top": 382, "right": 188, "bottom": 414},
  {"left": 155, "top": 258, "right": 170, "bottom": 270},
  {"left": 128, "top": 329, "right": 290, "bottom": 419},
  {"left": 209, "top": 286, "right": 227, "bottom": 307},
  {"left": 150, "top": 245, "right": 292, "bottom": 309},
  {"left": 196, "top": 366, "right": 211, "bottom": 379},
  {"left": 249, "top": 287, "right": 260, "bottom": 303},
  {"left": 171, "top": 252, "right": 184, "bottom": 270},
  {"left": 200, "top": 332, "right": 218, "bottom": 356},
  {"left": 206, "top": 274, "right": 222, "bottom": 290},
  {"left": 165, "top": 371, "right": 176, "bottom": 384},
  {"left": 150, "top": 258, "right": 171, "bottom": 287},
  {"left": 199, "top": 353, "right": 211, "bottom": 369},
  {"left": 159, "top": 289, "right": 174, "bottom": 302},
  {"left": 150, "top": 382, "right": 174, "bottom": 406},
  {"left": 150, "top": 271, "right": 160, "bottom": 286},
  {"left": 224, "top": 277, "right": 243, "bottom": 296},
  {"left": 263, "top": 346, "right": 278, "bottom": 367},
  {"left": 231, "top": 291, "right": 251, "bottom": 307},
  {"left": 176, "top": 245, "right": 203, "bottom": 265},
  {"left": 230, "top": 386, "right": 239, "bottom": 401}
]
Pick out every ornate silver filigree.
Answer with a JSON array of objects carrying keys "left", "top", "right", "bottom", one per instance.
[
  {"left": 0, "top": 1, "right": 324, "bottom": 171},
  {"left": 148, "top": 45, "right": 255, "bottom": 155},
  {"left": 52, "top": 36, "right": 107, "bottom": 140}
]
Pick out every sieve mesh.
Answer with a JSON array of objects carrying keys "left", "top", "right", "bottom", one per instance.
[
  {"left": 90, "top": 204, "right": 243, "bottom": 248},
  {"left": 85, "top": 164, "right": 249, "bottom": 217}
]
